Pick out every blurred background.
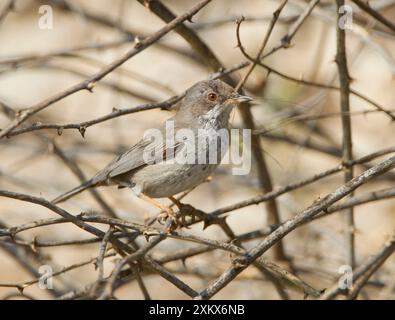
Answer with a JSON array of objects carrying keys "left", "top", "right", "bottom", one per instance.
[{"left": 0, "top": 0, "right": 394, "bottom": 299}]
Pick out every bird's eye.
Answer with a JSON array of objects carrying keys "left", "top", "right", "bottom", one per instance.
[{"left": 207, "top": 92, "right": 218, "bottom": 101}]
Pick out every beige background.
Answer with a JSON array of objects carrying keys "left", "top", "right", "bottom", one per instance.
[{"left": 0, "top": 0, "right": 394, "bottom": 299}]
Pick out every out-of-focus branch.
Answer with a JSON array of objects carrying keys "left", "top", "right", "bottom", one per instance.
[
  {"left": 0, "top": 220, "right": 72, "bottom": 297},
  {"left": 261, "top": 0, "right": 320, "bottom": 58},
  {"left": 6, "top": 95, "right": 183, "bottom": 138},
  {"left": 234, "top": 31, "right": 395, "bottom": 120},
  {"left": 352, "top": 0, "right": 395, "bottom": 33},
  {"left": 0, "top": 0, "right": 213, "bottom": 139},
  {"left": 196, "top": 155, "right": 395, "bottom": 299},
  {"left": 336, "top": 0, "right": 355, "bottom": 268},
  {"left": 210, "top": 146, "right": 395, "bottom": 217},
  {"left": 321, "top": 232, "right": 395, "bottom": 300},
  {"left": 0, "top": 190, "right": 198, "bottom": 298},
  {"left": 347, "top": 234, "right": 395, "bottom": 299},
  {"left": 235, "top": 0, "right": 288, "bottom": 91},
  {"left": 0, "top": 0, "right": 14, "bottom": 24},
  {"left": 45, "top": 0, "right": 198, "bottom": 63}
]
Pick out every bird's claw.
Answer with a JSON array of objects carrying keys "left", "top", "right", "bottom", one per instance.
[{"left": 157, "top": 203, "right": 200, "bottom": 232}]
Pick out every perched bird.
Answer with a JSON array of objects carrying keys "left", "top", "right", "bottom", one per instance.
[{"left": 52, "top": 79, "right": 251, "bottom": 227}]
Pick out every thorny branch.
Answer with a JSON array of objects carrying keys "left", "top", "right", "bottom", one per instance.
[
  {"left": 0, "top": 0, "right": 394, "bottom": 300},
  {"left": 0, "top": 0, "right": 212, "bottom": 139},
  {"left": 335, "top": 0, "right": 355, "bottom": 269}
]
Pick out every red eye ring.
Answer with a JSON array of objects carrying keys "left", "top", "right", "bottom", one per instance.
[{"left": 208, "top": 92, "right": 217, "bottom": 101}]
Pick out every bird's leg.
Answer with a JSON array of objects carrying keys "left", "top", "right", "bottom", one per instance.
[{"left": 138, "top": 194, "right": 176, "bottom": 226}]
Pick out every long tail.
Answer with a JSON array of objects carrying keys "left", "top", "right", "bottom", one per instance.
[{"left": 52, "top": 180, "right": 96, "bottom": 204}]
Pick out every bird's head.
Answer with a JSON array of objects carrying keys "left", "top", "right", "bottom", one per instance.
[{"left": 177, "top": 79, "right": 252, "bottom": 121}]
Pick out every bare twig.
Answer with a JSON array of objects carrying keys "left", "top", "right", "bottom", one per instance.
[
  {"left": 210, "top": 146, "right": 395, "bottom": 217},
  {"left": 0, "top": 191, "right": 198, "bottom": 298},
  {"left": 336, "top": 0, "right": 355, "bottom": 269},
  {"left": 261, "top": 0, "right": 321, "bottom": 58},
  {"left": 0, "top": 0, "right": 14, "bottom": 24},
  {"left": 235, "top": 0, "right": 288, "bottom": 91},
  {"left": 0, "top": 0, "right": 212, "bottom": 139},
  {"left": 5, "top": 95, "right": 182, "bottom": 138},
  {"left": 321, "top": 232, "right": 395, "bottom": 300},
  {"left": 196, "top": 155, "right": 395, "bottom": 299},
  {"left": 352, "top": 0, "right": 395, "bottom": 33}
]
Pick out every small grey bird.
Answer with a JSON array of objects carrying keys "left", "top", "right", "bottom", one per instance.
[{"left": 52, "top": 79, "right": 251, "bottom": 225}]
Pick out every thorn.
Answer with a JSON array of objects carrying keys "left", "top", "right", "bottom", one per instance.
[
  {"left": 15, "top": 109, "right": 23, "bottom": 117},
  {"left": 77, "top": 211, "right": 88, "bottom": 218},
  {"left": 273, "top": 8, "right": 281, "bottom": 19},
  {"left": 202, "top": 219, "right": 211, "bottom": 230},
  {"left": 280, "top": 35, "right": 291, "bottom": 48},
  {"left": 9, "top": 230, "right": 16, "bottom": 242},
  {"left": 143, "top": 231, "right": 150, "bottom": 242},
  {"left": 312, "top": 196, "right": 321, "bottom": 205},
  {"left": 32, "top": 121, "right": 42, "bottom": 127},
  {"left": 143, "top": 0, "right": 151, "bottom": 9},
  {"left": 30, "top": 236, "right": 38, "bottom": 253},
  {"left": 232, "top": 257, "right": 248, "bottom": 268},
  {"left": 86, "top": 81, "right": 96, "bottom": 92},
  {"left": 57, "top": 126, "right": 63, "bottom": 136},
  {"left": 112, "top": 107, "right": 119, "bottom": 113},
  {"left": 134, "top": 36, "right": 142, "bottom": 49},
  {"left": 79, "top": 126, "right": 86, "bottom": 138},
  {"left": 236, "top": 16, "right": 245, "bottom": 25},
  {"left": 143, "top": 230, "right": 158, "bottom": 241},
  {"left": 181, "top": 258, "right": 187, "bottom": 268}
]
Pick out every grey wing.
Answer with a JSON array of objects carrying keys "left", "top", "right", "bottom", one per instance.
[{"left": 92, "top": 135, "right": 183, "bottom": 183}]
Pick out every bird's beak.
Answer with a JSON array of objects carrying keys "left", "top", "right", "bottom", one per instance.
[{"left": 229, "top": 93, "right": 253, "bottom": 104}]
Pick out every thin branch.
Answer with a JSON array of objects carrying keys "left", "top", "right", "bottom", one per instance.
[
  {"left": 321, "top": 232, "right": 395, "bottom": 299},
  {"left": 352, "top": 0, "right": 395, "bottom": 33},
  {"left": 210, "top": 146, "right": 395, "bottom": 217},
  {"left": 261, "top": 0, "right": 321, "bottom": 58},
  {"left": 6, "top": 95, "right": 182, "bottom": 138},
  {"left": 336, "top": 0, "right": 355, "bottom": 269},
  {"left": 196, "top": 155, "right": 395, "bottom": 299},
  {"left": 235, "top": 29, "right": 395, "bottom": 120},
  {"left": 0, "top": 191, "right": 198, "bottom": 298},
  {"left": 0, "top": 0, "right": 212, "bottom": 139},
  {"left": 0, "top": 0, "right": 14, "bottom": 24},
  {"left": 235, "top": 0, "right": 288, "bottom": 91},
  {"left": 48, "top": 0, "right": 197, "bottom": 62}
]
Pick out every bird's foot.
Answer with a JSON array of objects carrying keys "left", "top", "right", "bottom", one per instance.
[
  {"left": 167, "top": 197, "right": 200, "bottom": 229},
  {"left": 157, "top": 206, "right": 177, "bottom": 227},
  {"left": 176, "top": 203, "right": 199, "bottom": 227}
]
